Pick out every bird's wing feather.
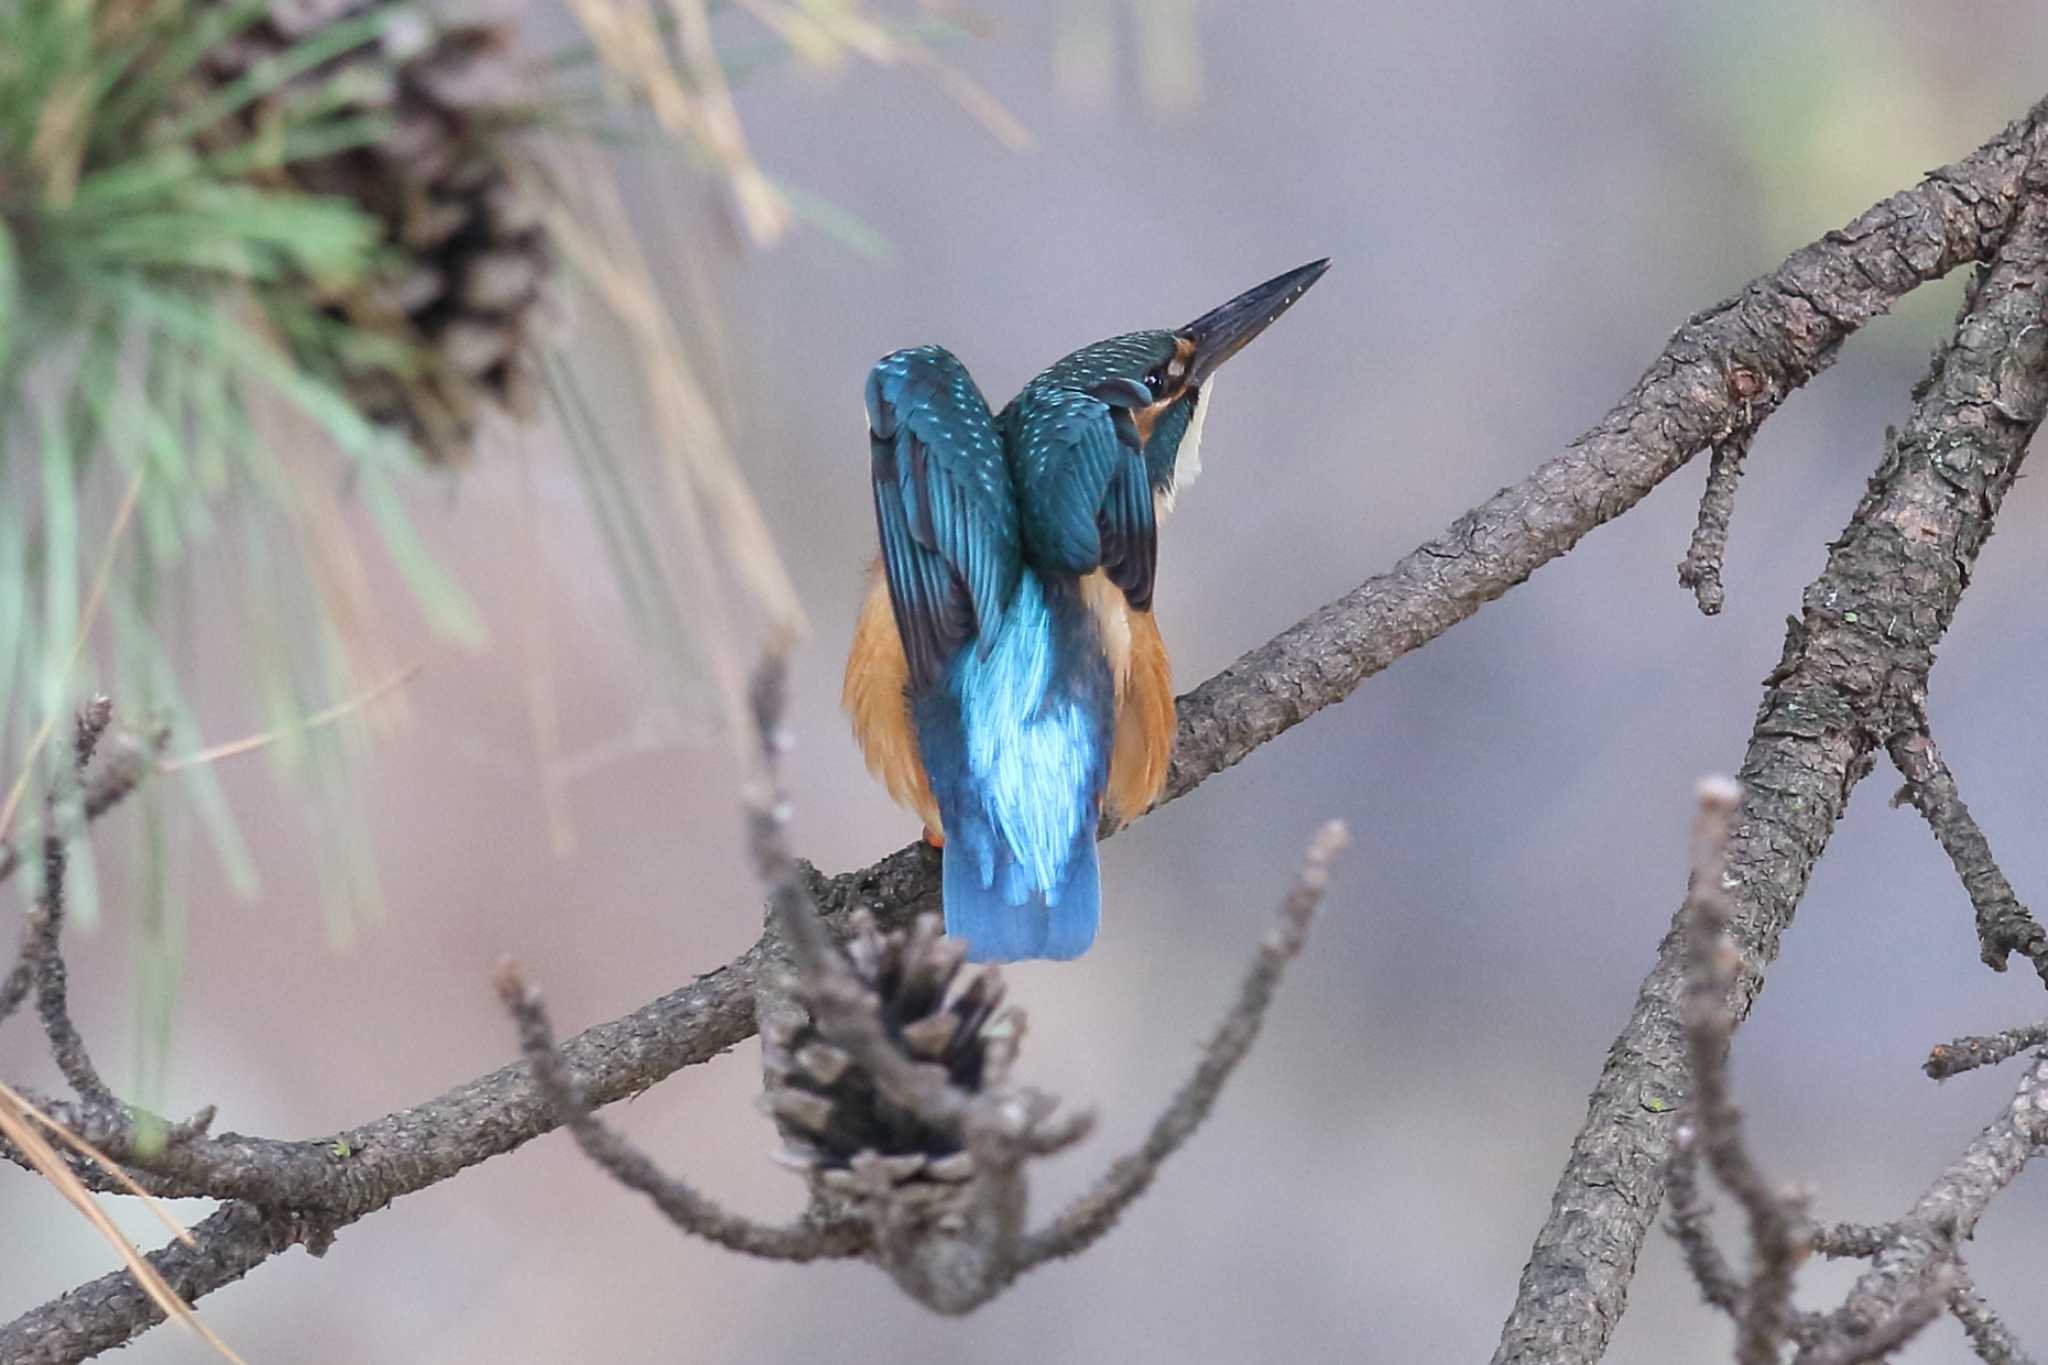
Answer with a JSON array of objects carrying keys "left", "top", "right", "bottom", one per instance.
[
  {"left": 866, "top": 346, "right": 1019, "bottom": 690},
  {"left": 1011, "top": 383, "right": 1157, "bottom": 609}
]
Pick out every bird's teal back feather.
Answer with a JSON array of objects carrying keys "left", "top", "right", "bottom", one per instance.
[{"left": 865, "top": 346, "right": 1019, "bottom": 689}]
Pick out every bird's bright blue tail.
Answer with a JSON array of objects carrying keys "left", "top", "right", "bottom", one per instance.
[
  {"left": 943, "top": 831, "right": 1099, "bottom": 962},
  {"left": 913, "top": 570, "right": 1113, "bottom": 964}
]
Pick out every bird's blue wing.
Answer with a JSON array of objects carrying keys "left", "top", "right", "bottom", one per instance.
[
  {"left": 866, "top": 346, "right": 1020, "bottom": 690},
  {"left": 1008, "top": 381, "right": 1157, "bottom": 609}
]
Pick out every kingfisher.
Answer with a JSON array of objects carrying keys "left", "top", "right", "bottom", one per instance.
[{"left": 844, "top": 260, "right": 1329, "bottom": 963}]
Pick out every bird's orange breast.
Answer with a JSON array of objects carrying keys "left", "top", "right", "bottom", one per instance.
[
  {"left": 844, "top": 567, "right": 943, "bottom": 838},
  {"left": 1080, "top": 572, "right": 1176, "bottom": 826},
  {"left": 843, "top": 564, "right": 1177, "bottom": 835}
]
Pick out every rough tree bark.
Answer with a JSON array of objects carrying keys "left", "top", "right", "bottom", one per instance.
[{"left": 3, "top": 95, "right": 2046, "bottom": 1365}]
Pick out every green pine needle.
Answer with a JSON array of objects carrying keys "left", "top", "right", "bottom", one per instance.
[{"left": 1, "top": 1, "right": 478, "bottom": 972}]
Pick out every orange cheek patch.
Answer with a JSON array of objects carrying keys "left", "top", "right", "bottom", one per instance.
[{"left": 1133, "top": 404, "right": 1160, "bottom": 443}]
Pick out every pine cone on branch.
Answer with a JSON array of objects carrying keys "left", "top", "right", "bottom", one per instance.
[
  {"left": 762, "top": 912, "right": 1019, "bottom": 1198},
  {"left": 199, "top": 0, "right": 552, "bottom": 463}
]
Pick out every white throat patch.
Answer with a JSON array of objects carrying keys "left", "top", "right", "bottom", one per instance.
[{"left": 1157, "top": 379, "right": 1212, "bottom": 516}]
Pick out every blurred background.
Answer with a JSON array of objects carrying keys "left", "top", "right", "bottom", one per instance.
[{"left": 6, "top": 2, "right": 2048, "bottom": 1361}]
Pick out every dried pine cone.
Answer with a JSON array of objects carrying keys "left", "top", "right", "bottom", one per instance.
[
  {"left": 762, "top": 913, "right": 1016, "bottom": 1193},
  {"left": 201, "top": 0, "right": 551, "bottom": 463}
]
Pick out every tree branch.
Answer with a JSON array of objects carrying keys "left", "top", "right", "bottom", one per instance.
[
  {"left": 0, "top": 1202, "right": 323, "bottom": 1365},
  {"left": 7, "top": 94, "right": 2047, "bottom": 1365},
  {"left": 1494, "top": 120, "right": 2048, "bottom": 1365},
  {"left": 1662, "top": 781, "right": 2046, "bottom": 1365},
  {"left": 1800, "top": 1049, "right": 2048, "bottom": 1362}
]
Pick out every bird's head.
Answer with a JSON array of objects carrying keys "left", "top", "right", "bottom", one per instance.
[{"left": 1026, "top": 258, "right": 1329, "bottom": 512}]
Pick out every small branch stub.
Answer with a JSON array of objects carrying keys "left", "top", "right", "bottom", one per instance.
[{"left": 1678, "top": 429, "right": 1752, "bottom": 615}]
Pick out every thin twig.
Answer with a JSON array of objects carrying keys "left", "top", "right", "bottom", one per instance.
[
  {"left": 0, "top": 908, "right": 34, "bottom": 1028},
  {"left": 29, "top": 823, "right": 115, "bottom": 1108},
  {"left": 1948, "top": 1259, "right": 2040, "bottom": 1365},
  {"left": 72, "top": 698, "right": 112, "bottom": 774},
  {"left": 1664, "top": 1125, "right": 1745, "bottom": 1314},
  {"left": 495, "top": 959, "right": 862, "bottom": 1261},
  {"left": 1018, "top": 820, "right": 1348, "bottom": 1268},
  {"left": 1890, "top": 727, "right": 2048, "bottom": 985},
  {"left": 1809, "top": 1056, "right": 2048, "bottom": 1362},
  {"left": 1674, "top": 777, "right": 1812, "bottom": 1365},
  {"left": 0, "top": 722, "right": 166, "bottom": 887},
  {"left": 1926, "top": 1023, "right": 2048, "bottom": 1080}
]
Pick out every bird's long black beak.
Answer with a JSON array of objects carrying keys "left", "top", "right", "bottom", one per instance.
[{"left": 1180, "top": 258, "right": 1330, "bottom": 386}]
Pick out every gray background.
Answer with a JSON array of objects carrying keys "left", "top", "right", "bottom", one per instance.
[{"left": 7, "top": 3, "right": 2048, "bottom": 1361}]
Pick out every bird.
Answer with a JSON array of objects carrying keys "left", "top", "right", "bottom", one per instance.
[{"left": 844, "top": 259, "right": 1329, "bottom": 963}]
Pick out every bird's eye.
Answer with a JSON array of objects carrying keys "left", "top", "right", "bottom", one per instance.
[{"left": 1144, "top": 369, "right": 1166, "bottom": 395}]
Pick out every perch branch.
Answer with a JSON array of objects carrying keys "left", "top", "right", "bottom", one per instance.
[{"left": 8, "top": 96, "right": 2048, "bottom": 1365}]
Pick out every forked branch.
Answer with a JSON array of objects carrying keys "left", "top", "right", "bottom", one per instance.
[
  {"left": 1662, "top": 780, "right": 2042, "bottom": 1365},
  {"left": 500, "top": 655, "right": 1342, "bottom": 1314}
]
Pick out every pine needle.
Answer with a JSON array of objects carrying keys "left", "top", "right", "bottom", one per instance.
[
  {"left": 0, "top": 1081, "right": 247, "bottom": 1365},
  {"left": 160, "top": 663, "right": 423, "bottom": 773}
]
